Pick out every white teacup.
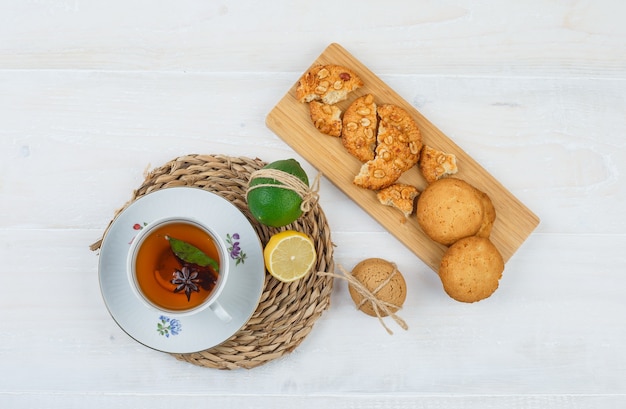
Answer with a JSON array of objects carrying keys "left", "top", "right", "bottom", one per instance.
[{"left": 127, "top": 216, "right": 232, "bottom": 321}]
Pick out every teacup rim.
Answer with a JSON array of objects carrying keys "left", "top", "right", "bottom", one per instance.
[{"left": 126, "top": 215, "right": 229, "bottom": 317}]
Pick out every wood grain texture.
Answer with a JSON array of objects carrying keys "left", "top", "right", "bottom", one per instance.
[{"left": 267, "top": 43, "right": 540, "bottom": 271}]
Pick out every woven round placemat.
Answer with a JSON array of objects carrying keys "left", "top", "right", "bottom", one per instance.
[{"left": 92, "top": 154, "right": 335, "bottom": 369}]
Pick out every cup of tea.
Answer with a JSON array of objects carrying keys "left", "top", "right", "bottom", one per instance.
[{"left": 127, "top": 216, "right": 232, "bottom": 321}]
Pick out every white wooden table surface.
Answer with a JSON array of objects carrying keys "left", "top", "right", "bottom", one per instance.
[{"left": 1, "top": 1, "right": 625, "bottom": 407}]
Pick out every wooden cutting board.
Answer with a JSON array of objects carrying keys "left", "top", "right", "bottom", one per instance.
[{"left": 266, "top": 43, "right": 540, "bottom": 272}]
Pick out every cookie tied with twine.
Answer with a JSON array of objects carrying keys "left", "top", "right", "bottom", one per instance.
[{"left": 320, "top": 259, "right": 408, "bottom": 335}]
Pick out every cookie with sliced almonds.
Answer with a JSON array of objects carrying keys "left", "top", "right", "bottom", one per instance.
[
  {"left": 342, "top": 94, "right": 378, "bottom": 161},
  {"left": 353, "top": 104, "right": 422, "bottom": 190},
  {"left": 309, "top": 101, "right": 342, "bottom": 137},
  {"left": 418, "top": 145, "right": 458, "bottom": 183},
  {"left": 376, "top": 183, "right": 420, "bottom": 218},
  {"left": 295, "top": 64, "right": 363, "bottom": 105}
]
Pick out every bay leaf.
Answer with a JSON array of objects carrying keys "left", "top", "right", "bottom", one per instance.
[{"left": 166, "top": 236, "right": 219, "bottom": 271}]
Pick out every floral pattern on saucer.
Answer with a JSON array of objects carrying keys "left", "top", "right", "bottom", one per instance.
[
  {"left": 157, "top": 315, "right": 181, "bottom": 338},
  {"left": 129, "top": 222, "right": 148, "bottom": 245},
  {"left": 226, "top": 233, "right": 247, "bottom": 265}
]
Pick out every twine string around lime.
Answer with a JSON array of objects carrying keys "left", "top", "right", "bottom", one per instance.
[
  {"left": 317, "top": 265, "right": 408, "bottom": 335},
  {"left": 246, "top": 168, "right": 321, "bottom": 213}
]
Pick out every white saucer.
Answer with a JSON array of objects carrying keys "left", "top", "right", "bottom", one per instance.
[{"left": 98, "top": 187, "right": 265, "bottom": 353}]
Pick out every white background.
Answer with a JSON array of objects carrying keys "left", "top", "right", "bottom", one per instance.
[{"left": 1, "top": 0, "right": 625, "bottom": 407}]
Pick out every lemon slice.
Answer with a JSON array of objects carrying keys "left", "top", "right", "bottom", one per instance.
[{"left": 263, "top": 230, "right": 317, "bottom": 282}]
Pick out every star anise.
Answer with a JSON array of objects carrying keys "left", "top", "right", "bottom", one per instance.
[{"left": 171, "top": 266, "right": 201, "bottom": 302}]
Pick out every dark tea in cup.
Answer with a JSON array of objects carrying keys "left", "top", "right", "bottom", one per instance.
[{"left": 132, "top": 220, "right": 222, "bottom": 312}]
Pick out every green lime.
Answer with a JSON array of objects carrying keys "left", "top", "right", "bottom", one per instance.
[{"left": 247, "top": 159, "right": 309, "bottom": 227}]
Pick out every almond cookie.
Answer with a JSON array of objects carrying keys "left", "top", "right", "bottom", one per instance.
[
  {"left": 342, "top": 94, "right": 377, "bottom": 161},
  {"left": 348, "top": 258, "right": 407, "bottom": 317},
  {"left": 353, "top": 104, "right": 422, "bottom": 190},
  {"left": 295, "top": 64, "right": 363, "bottom": 105},
  {"left": 418, "top": 145, "right": 458, "bottom": 183},
  {"left": 438, "top": 236, "right": 504, "bottom": 303},
  {"left": 352, "top": 156, "right": 404, "bottom": 191},
  {"left": 376, "top": 183, "right": 419, "bottom": 218},
  {"left": 309, "top": 101, "right": 342, "bottom": 137},
  {"left": 416, "top": 178, "right": 484, "bottom": 246}
]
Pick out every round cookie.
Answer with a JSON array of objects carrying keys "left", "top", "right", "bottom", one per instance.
[
  {"left": 475, "top": 189, "right": 496, "bottom": 238},
  {"left": 348, "top": 258, "right": 407, "bottom": 317},
  {"left": 438, "top": 236, "right": 504, "bottom": 303},
  {"left": 416, "top": 178, "right": 484, "bottom": 246}
]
